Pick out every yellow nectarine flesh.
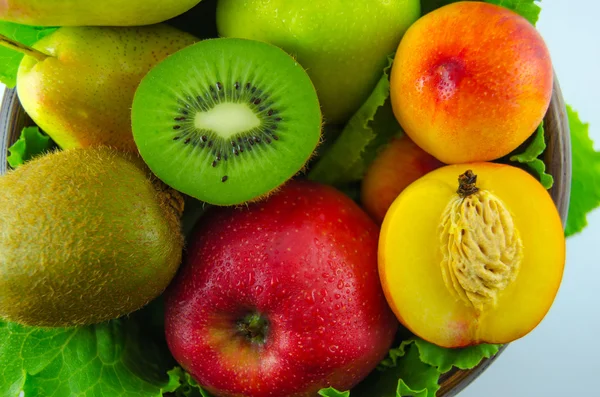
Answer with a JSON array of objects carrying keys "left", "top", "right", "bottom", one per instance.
[{"left": 379, "top": 163, "right": 565, "bottom": 348}]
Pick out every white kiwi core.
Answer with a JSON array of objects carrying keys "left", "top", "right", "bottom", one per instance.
[{"left": 194, "top": 103, "right": 261, "bottom": 138}]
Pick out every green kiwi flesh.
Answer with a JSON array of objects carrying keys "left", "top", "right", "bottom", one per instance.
[
  {"left": 0, "top": 147, "right": 185, "bottom": 327},
  {"left": 131, "top": 37, "right": 322, "bottom": 206}
]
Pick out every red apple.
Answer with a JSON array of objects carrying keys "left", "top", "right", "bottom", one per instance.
[{"left": 164, "top": 179, "right": 398, "bottom": 397}]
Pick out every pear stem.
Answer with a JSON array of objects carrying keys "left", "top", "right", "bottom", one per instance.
[{"left": 0, "top": 33, "right": 51, "bottom": 62}]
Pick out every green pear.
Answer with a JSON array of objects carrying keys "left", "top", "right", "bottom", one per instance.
[
  {"left": 6, "top": 25, "right": 197, "bottom": 153},
  {"left": 217, "top": 0, "right": 421, "bottom": 125},
  {"left": 0, "top": 0, "right": 203, "bottom": 26}
]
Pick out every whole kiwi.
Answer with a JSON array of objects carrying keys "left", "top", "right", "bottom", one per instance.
[{"left": 0, "top": 147, "right": 185, "bottom": 327}]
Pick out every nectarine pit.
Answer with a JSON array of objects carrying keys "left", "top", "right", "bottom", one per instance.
[
  {"left": 236, "top": 312, "right": 270, "bottom": 345},
  {"left": 439, "top": 170, "right": 523, "bottom": 312}
]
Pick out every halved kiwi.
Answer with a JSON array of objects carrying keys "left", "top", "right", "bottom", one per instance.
[{"left": 131, "top": 38, "right": 322, "bottom": 206}]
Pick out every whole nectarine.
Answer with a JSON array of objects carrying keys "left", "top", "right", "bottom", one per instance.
[
  {"left": 361, "top": 135, "right": 444, "bottom": 224},
  {"left": 390, "top": 2, "right": 553, "bottom": 164}
]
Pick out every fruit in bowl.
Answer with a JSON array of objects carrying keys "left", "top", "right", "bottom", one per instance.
[
  {"left": 131, "top": 38, "right": 322, "bottom": 206},
  {"left": 0, "top": 147, "right": 185, "bottom": 327},
  {"left": 164, "top": 180, "right": 398, "bottom": 396},
  {"left": 379, "top": 164, "right": 565, "bottom": 348},
  {"left": 389, "top": 2, "right": 554, "bottom": 164},
  {"left": 14, "top": 25, "right": 198, "bottom": 153},
  {"left": 361, "top": 134, "right": 444, "bottom": 224},
  {"left": 0, "top": 1, "right": 581, "bottom": 396},
  {"left": 0, "top": 0, "right": 204, "bottom": 26}
]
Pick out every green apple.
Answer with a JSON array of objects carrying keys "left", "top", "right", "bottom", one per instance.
[{"left": 216, "top": 0, "right": 421, "bottom": 124}]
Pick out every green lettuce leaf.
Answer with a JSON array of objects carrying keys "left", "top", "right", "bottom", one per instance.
[
  {"left": 0, "top": 22, "right": 58, "bottom": 88},
  {"left": 354, "top": 341, "right": 441, "bottom": 397},
  {"left": 392, "top": 344, "right": 441, "bottom": 397},
  {"left": 319, "top": 387, "right": 351, "bottom": 397},
  {"left": 343, "top": 337, "right": 500, "bottom": 397},
  {"left": 168, "top": 368, "right": 212, "bottom": 397},
  {"left": 0, "top": 318, "right": 182, "bottom": 396},
  {"left": 485, "top": 0, "right": 541, "bottom": 24},
  {"left": 308, "top": 54, "right": 401, "bottom": 186},
  {"left": 6, "top": 126, "right": 56, "bottom": 169},
  {"left": 565, "top": 106, "right": 600, "bottom": 237},
  {"left": 421, "top": 0, "right": 541, "bottom": 25},
  {"left": 412, "top": 339, "right": 501, "bottom": 373},
  {"left": 509, "top": 122, "right": 554, "bottom": 189}
]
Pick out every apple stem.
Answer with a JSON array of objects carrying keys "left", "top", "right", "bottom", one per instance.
[
  {"left": 0, "top": 33, "right": 52, "bottom": 62},
  {"left": 237, "top": 312, "right": 269, "bottom": 344},
  {"left": 457, "top": 170, "right": 479, "bottom": 198}
]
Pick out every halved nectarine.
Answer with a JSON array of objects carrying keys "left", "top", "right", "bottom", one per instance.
[{"left": 379, "top": 163, "right": 565, "bottom": 348}]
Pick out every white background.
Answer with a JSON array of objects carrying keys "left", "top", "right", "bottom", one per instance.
[
  {"left": 0, "top": 1, "right": 598, "bottom": 396},
  {"left": 461, "top": 1, "right": 600, "bottom": 396}
]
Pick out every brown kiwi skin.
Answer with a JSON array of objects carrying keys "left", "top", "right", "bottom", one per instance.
[{"left": 0, "top": 147, "right": 185, "bottom": 327}]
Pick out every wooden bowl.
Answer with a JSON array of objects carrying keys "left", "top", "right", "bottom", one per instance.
[{"left": 0, "top": 76, "right": 572, "bottom": 395}]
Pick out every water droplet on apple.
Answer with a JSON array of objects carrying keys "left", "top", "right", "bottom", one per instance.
[
  {"left": 247, "top": 271, "right": 256, "bottom": 286},
  {"left": 328, "top": 345, "right": 339, "bottom": 353},
  {"left": 254, "top": 285, "right": 264, "bottom": 295},
  {"left": 334, "top": 293, "right": 341, "bottom": 299},
  {"left": 337, "top": 280, "right": 344, "bottom": 289}
]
